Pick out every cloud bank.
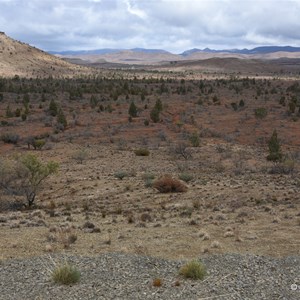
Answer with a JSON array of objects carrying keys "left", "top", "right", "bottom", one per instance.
[{"left": 0, "top": 0, "right": 299, "bottom": 53}]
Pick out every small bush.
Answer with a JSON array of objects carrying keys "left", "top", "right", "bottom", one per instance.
[
  {"left": 114, "top": 171, "right": 128, "bottom": 180},
  {"left": 171, "top": 142, "right": 192, "bottom": 160},
  {"left": 72, "top": 148, "right": 88, "bottom": 164},
  {"left": 134, "top": 148, "right": 150, "bottom": 156},
  {"left": 51, "top": 261, "right": 80, "bottom": 285},
  {"left": 179, "top": 173, "right": 193, "bottom": 183},
  {"left": 153, "top": 175, "right": 187, "bottom": 193},
  {"left": 152, "top": 278, "right": 163, "bottom": 287},
  {"left": 1, "top": 133, "right": 19, "bottom": 144},
  {"left": 267, "top": 130, "right": 282, "bottom": 162},
  {"left": 189, "top": 132, "right": 200, "bottom": 147},
  {"left": 269, "top": 158, "right": 296, "bottom": 174},
  {"left": 179, "top": 260, "right": 206, "bottom": 280},
  {"left": 32, "top": 139, "right": 46, "bottom": 150},
  {"left": 142, "top": 173, "right": 155, "bottom": 188},
  {"left": 254, "top": 107, "right": 267, "bottom": 119}
]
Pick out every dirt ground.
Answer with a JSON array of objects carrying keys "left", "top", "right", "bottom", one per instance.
[
  {"left": 1, "top": 140, "right": 299, "bottom": 261},
  {"left": 1, "top": 72, "right": 300, "bottom": 262}
]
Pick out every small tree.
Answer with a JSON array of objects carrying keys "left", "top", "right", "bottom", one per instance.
[
  {"left": 154, "top": 99, "right": 163, "bottom": 112},
  {"left": 150, "top": 107, "right": 160, "bottom": 123},
  {"left": 189, "top": 132, "right": 200, "bottom": 147},
  {"left": 128, "top": 101, "right": 138, "bottom": 118},
  {"left": 57, "top": 108, "right": 67, "bottom": 129},
  {"left": 49, "top": 99, "right": 58, "bottom": 116},
  {"left": 267, "top": 130, "right": 282, "bottom": 162},
  {"left": 0, "top": 153, "right": 59, "bottom": 207}
]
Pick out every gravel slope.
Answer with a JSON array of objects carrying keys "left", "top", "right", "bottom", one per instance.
[{"left": 0, "top": 253, "right": 299, "bottom": 300}]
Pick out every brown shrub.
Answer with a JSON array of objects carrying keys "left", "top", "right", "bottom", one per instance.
[{"left": 153, "top": 175, "right": 187, "bottom": 193}]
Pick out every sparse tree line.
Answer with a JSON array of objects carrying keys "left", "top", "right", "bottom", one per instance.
[{"left": 0, "top": 75, "right": 299, "bottom": 211}]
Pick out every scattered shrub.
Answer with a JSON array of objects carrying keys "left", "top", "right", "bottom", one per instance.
[
  {"left": 128, "top": 101, "right": 138, "bottom": 118},
  {"left": 134, "top": 148, "right": 150, "bottom": 156},
  {"left": 150, "top": 107, "right": 160, "bottom": 123},
  {"left": 153, "top": 175, "right": 187, "bottom": 193},
  {"left": 254, "top": 107, "right": 267, "bottom": 119},
  {"left": 189, "top": 132, "right": 200, "bottom": 147},
  {"left": 114, "top": 171, "right": 128, "bottom": 180},
  {"left": 51, "top": 261, "right": 80, "bottom": 285},
  {"left": 179, "top": 260, "right": 206, "bottom": 280},
  {"left": 269, "top": 158, "right": 296, "bottom": 174},
  {"left": 1, "top": 133, "right": 19, "bottom": 144},
  {"left": 171, "top": 142, "right": 192, "bottom": 160},
  {"left": 179, "top": 173, "right": 193, "bottom": 183},
  {"left": 72, "top": 148, "right": 88, "bottom": 164},
  {"left": 0, "top": 153, "right": 58, "bottom": 207},
  {"left": 267, "top": 130, "right": 282, "bottom": 162},
  {"left": 31, "top": 139, "right": 46, "bottom": 150}
]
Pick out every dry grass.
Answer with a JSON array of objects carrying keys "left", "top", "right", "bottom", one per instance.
[
  {"left": 51, "top": 261, "right": 81, "bottom": 285},
  {"left": 179, "top": 260, "right": 206, "bottom": 280},
  {"left": 153, "top": 175, "right": 187, "bottom": 193}
]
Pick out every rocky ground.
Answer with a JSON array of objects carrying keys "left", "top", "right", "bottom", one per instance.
[
  {"left": 0, "top": 142, "right": 299, "bottom": 299},
  {"left": 0, "top": 252, "right": 299, "bottom": 300}
]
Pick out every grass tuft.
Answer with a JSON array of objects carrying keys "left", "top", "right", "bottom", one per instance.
[
  {"left": 179, "top": 260, "right": 206, "bottom": 280},
  {"left": 51, "top": 261, "right": 81, "bottom": 285}
]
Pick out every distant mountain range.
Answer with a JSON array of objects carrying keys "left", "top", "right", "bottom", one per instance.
[
  {"left": 50, "top": 46, "right": 300, "bottom": 57},
  {"left": 181, "top": 46, "right": 300, "bottom": 56},
  {"left": 49, "top": 48, "right": 171, "bottom": 56}
]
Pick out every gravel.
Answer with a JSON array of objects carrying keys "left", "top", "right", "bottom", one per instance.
[{"left": 0, "top": 253, "right": 299, "bottom": 300}]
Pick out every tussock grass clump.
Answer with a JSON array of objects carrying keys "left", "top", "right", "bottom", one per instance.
[
  {"left": 143, "top": 173, "right": 155, "bottom": 188},
  {"left": 134, "top": 148, "right": 150, "bottom": 156},
  {"left": 153, "top": 175, "right": 187, "bottom": 193},
  {"left": 114, "top": 171, "right": 128, "bottom": 180},
  {"left": 51, "top": 261, "right": 81, "bottom": 285},
  {"left": 178, "top": 173, "right": 193, "bottom": 183},
  {"left": 179, "top": 260, "right": 206, "bottom": 280}
]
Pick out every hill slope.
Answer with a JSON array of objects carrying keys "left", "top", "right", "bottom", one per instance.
[{"left": 0, "top": 32, "right": 91, "bottom": 78}]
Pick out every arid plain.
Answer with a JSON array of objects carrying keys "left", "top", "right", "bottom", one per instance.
[{"left": 0, "top": 33, "right": 300, "bottom": 264}]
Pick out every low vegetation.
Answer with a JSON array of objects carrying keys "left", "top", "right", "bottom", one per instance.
[
  {"left": 51, "top": 261, "right": 81, "bottom": 285},
  {"left": 0, "top": 153, "right": 59, "bottom": 207},
  {"left": 153, "top": 175, "right": 187, "bottom": 193},
  {"left": 134, "top": 148, "right": 150, "bottom": 156},
  {"left": 179, "top": 260, "right": 206, "bottom": 280}
]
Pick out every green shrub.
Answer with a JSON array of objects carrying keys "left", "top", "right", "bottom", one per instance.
[
  {"left": 51, "top": 261, "right": 80, "bottom": 285},
  {"left": 57, "top": 108, "right": 67, "bottom": 129},
  {"left": 0, "top": 153, "right": 58, "bottom": 207},
  {"left": 179, "top": 173, "right": 193, "bottom": 183},
  {"left": 269, "top": 158, "right": 295, "bottom": 174},
  {"left": 189, "top": 132, "right": 200, "bottom": 147},
  {"left": 254, "top": 107, "right": 267, "bottom": 119},
  {"left": 72, "top": 148, "right": 88, "bottom": 164},
  {"left": 134, "top": 148, "right": 150, "bottom": 156},
  {"left": 179, "top": 260, "right": 206, "bottom": 280},
  {"left": 128, "top": 101, "right": 138, "bottom": 118},
  {"left": 114, "top": 171, "right": 128, "bottom": 180},
  {"left": 32, "top": 139, "right": 46, "bottom": 150},
  {"left": 1, "top": 133, "right": 19, "bottom": 144},
  {"left": 49, "top": 99, "right": 58, "bottom": 116},
  {"left": 267, "top": 130, "right": 282, "bottom": 162},
  {"left": 150, "top": 107, "right": 160, "bottom": 123}
]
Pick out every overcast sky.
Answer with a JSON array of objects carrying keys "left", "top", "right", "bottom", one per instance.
[{"left": 1, "top": 0, "right": 300, "bottom": 53}]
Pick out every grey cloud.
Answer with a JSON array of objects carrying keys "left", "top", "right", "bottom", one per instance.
[{"left": 0, "top": 0, "right": 300, "bottom": 52}]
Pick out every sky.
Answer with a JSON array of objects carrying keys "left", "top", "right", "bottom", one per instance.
[{"left": 1, "top": 0, "right": 300, "bottom": 53}]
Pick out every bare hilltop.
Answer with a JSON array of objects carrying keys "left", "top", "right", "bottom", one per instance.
[{"left": 0, "top": 32, "right": 93, "bottom": 78}]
